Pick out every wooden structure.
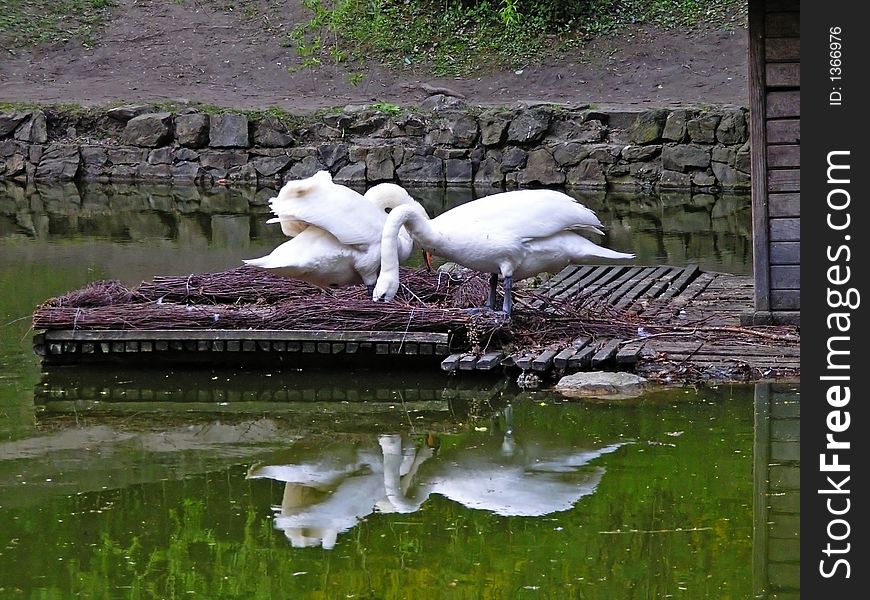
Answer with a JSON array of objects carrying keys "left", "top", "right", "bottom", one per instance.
[
  {"left": 441, "top": 264, "right": 800, "bottom": 381},
  {"left": 753, "top": 383, "right": 800, "bottom": 598},
  {"left": 746, "top": 0, "right": 800, "bottom": 325}
]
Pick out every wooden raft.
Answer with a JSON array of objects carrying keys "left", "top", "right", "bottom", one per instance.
[
  {"left": 441, "top": 264, "right": 800, "bottom": 381},
  {"left": 34, "top": 329, "right": 451, "bottom": 366}
]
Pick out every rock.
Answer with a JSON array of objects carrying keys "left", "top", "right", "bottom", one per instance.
[
  {"left": 691, "top": 170, "right": 717, "bottom": 187},
  {"left": 365, "top": 146, "right": 395, "bottom": 181},
  {"left": 687, "top": 113, "right": 721, "bottom": 144},
  {"left": 506, "top": 109, "right": 551, "bottom": 144},
  {"left": 287, "top": 155, "right": 325, "bottom": 179},
  {"left": 254, "top": 117, "right": 294, "bottom": 147},
  {"left": 715, "top": 110, "right": 747, "bottom": 144},
  {"left": 199, "top": 150, "right": 248, "bottom": 171},
  {"left": 316, "top": 143, "right": 349, "bottom": 170},
  {"left": 419, "top": 94, "right": 466, "bottom": 113},
  {"left": 566, "top": 159, "right": 606, "bottom": 188},
  {"left": 588, "top": 144, "right": 622, "bottom": 164},
  {"left": 658, "top": 169, "right": 693, "bottom": 188},
  {"left": 662, "top": 109, "right": 691, "bottom": 142},
  {"left": 14, "top": 111, "right": 48, "bottom": 143},
  {"left": 554, "top": 371, "right": 649, "bottom": 399},
  {"left": 425, "top": 115, "right": 478, "bottom": 147},
  {"left": 445, "top": 158, "right": 473, "bottom": 184},
  {"left": 332, "top": 162, "right": 366, "bottom": 184},
  {"left": 173, "top": 147, "right": 199, "bottom": 162},
  {"left": 107, "top": 104, "right": 153, "bottom": 123},
  {"left": 631, "top": 109, "right": 668, "bottom": 144},
  {"left": 735, "top": 141, "right": 751, "bottom": 173},
  {"left": 479, "top": 111, "right": 509, "bottom": 145},
  {"left": 621, "top": 144, "right": 661, "bottom": 162},
  {"left": 396, "top": 153, "right": 443, "bottom": 185},
  {"left": 549, "top": 119, "right": 606, "bottom": 143},
  {"left": 123, "top": 112, "right": 173, "bottom": 147},
  {"left": 171, "top": 161, "right": 204, "bottom": 182},
  {"left": 711, "top": 162, "right": 751, "bottom": 189},
  {"left": 662, "top": 144, "right": 711, "bottom": 171},
  {"left": 517, "top": 148, "right": 565, "bottom": 185},
  {"left": 35, "top": 145, "right": 80, "bottom": 180},
  {"left": 209, "top": 113, "right": 250, "bottom": 148},
  {"left": 474, "top": 156, "right": 504, "bottom": 187},
  {"left": 175, "top": 113, "right": 209, "bottom": 148},
  {"left": 147, "top": 147, "right": 172, "bottom": 165},
  {"left": 252, "top": 155, "right": 292, "bottom": 177},
  {"left": 552, "top": 142, "right": 592, "bottom": 167},
  {"left": 500, "top": 146, "right": 528, "bottom": 171}
]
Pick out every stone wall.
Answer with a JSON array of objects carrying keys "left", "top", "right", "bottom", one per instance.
[{"left": 0, "top": 97, "right": 751, "bottom": 191}]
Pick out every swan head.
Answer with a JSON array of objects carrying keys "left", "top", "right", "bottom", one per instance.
[
  {"left": 271, "top": 170, "right": 334, "bottom": 204},
  {"left": 364, "top": 182, "right": 417, "bottom": 211},
  {"left": 372, "top": 270, "right": 400, "bottom": 303}
]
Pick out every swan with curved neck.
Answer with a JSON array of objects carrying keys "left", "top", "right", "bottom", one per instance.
[
  {"left": 243, "top": 173, "right": 418, "bottom": 291},
  {"left": 372, "top": 189, "right": 635, "bottom": 315}
]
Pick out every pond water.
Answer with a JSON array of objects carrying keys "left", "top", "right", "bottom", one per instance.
[{"left": 0, "top": 182, "right": 797, "bottom": 598}]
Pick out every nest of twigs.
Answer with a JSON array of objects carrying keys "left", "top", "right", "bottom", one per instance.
[{"left": 31, "top": 266, "right": 801, "bottom": 354}]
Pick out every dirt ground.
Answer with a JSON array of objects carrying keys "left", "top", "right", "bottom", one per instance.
[{"left": 0, "top": 0, "right": 749, "bottom": 112}]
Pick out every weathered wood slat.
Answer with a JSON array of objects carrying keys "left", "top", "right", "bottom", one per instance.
[
  {"left": 475, "top": 351, "right": 505, "bottom": 370},
  {"left": 769, "top": 218, "right": 799, "bottom": 241},
  {"left": 607, "top": 266, "right": 661, "bottom": 308},
  {"left": 566, "top": 344, "right": 597, "bottom": 370},
  {"left": 549, "top": 265, "right": 612, "bottom": 301},
  {"left": 770, "top": 242, "right": 799, "bottom": 264},
  {"left": 657, "top": 265, "right": 699, "bottom": 301},
  {"left": 458, "top": 354, "right": 479, "bottom": 370},
  {"left": 768, "top": 193, "right": 799, "bottom": 217},
  {"left": 616, "top": 341, "right": 645, "bottom": 364},
  {"left": 766, "top": 91, "right": 800, "bottom": 118},
  {"left": 766, "top": 119, "right": 799, "bottom": 144},
  {"left": 531, "top": 349, "right": 559, "bottom": 372},
  {"left": 586, "top": 266, "right": 642, "bottom": 303},
  {"left": 771, "top": 265, "right": 799, "bottom": 289},
  {"left": 440, "top": 353, "right": 463, "bottom": 372},
  {"left": 771, "top": 290, "right": 800, "bottom": 310},
  {"left": 628, "top": 267, "right": 684, "bottom": 312},
  {"left": 515, "top": 354, "right": 535, "bottom": 371},
  {"left": 765, "top": 37, "right": 799, "bottom": 62},
  {"left": 767, "top": 145, "right": 799, "bottom": 167},
  {"left": 591, "top": 339, "right": 621, "bottom": 367},
  {"left": 42, "top": 329, "right": 450, "bottom": 344},
  {"left": 552, "top": 347, "right": 578, "bottom": 370},
  {"left": 765, "top": 63, "right": 799, "bottom": 88},
  {"left": 768, "top": 169, "right": 799, "bottom": 192},
  {"left": 764, "top": 11, "right": 799, "bottom": 38}
]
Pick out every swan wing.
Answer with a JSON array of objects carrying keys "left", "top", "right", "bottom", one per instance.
[
  {"left": 269, "top": 172, "right": 385, "bottom": 245},
  {"left": 434, "top": 190, "right": 605, "bottom": 240}
]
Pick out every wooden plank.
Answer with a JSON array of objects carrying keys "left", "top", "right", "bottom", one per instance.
[
  {"left": 764, "top": 11, "right": 799, "bottom": 37},
  {"left": 458, "top": 354, "right": 479, "bottom": 370},
  {"left": 566, "top": 344, "right": 597, "bottom": 370},
  {"left": 42, "top": 329, "right": 449, "bottom": 344},
  {"left": 768, "top": 193, "right": 800, "bottom": 217},
  {"left": 531, "top": 349, "right": 559, "bottom": 372},
  {"left": 767, "top": 145, "right": 799, "bottom": 167},
  {"left": 587, "top": 266, "right": 643, "bottom": 304},
  {"left": 771, "top": 290, "right": 800, "bottom": 310},
  {"left": 552, "top": 347, "right": 578, "bottom": 370},
  {"left": 441, "top": 353, "right": 463, "bottom": 372},
  {"left": 768, "top": 169, "right": 799, "bottom": 192},
  {"left": 769, "top": 218, "right": 799, "bottom": 241},
  {"left": 766, "top": 91, "right": 800, "bottom": 118},
  {"left": 770, "top": 241, "right": 799, "bottom": 264},
  {"left": 658, "top": 265, "right": 699, "bottom": 301},
  {"left": 475, "top": 351, "right": 505, "bottom": 370},
  {"left": 515, "top": 354, "right": 534, "bottom": 371},
  {"left": 607, "top": 266, "right": 659, "bottom": 307},
  {"left": 771, "top": 265, "right": 800, "bottom": 289},
  {"left": 630, "top": 267, "right": 684, "bottom": 307},
  {"left": 667, "top": 272, "right": 717, "bottom": 314},
  {"left": 591, "top": 339, "right": 621, "bottom": 367},
  {"left": 765, "top": 63, "right": 799, "bottom": 88},
  {"left": 765, "top": 37, "right": 799, "bottom": 62},
  {"left": 548, "top": 265, "right": 612, "bottom": 301},
  {"left": 616, "top": 341, "right": 645, "bottom": 364},
  {"left": 766, "top": 119, "right": 799, "bottom": 144}
]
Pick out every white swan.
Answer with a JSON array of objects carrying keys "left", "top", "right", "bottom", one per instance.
[
  {"left": 371, "top": 189, "right": 635, "bottom": 315},
  {"left": 242, "top": 171, "right": 417, "bottom": 291}
]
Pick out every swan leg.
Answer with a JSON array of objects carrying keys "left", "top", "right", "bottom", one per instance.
[
  {"left": 367, "top": 284, "right": 375, "bottom": 298},
  {"left": 487, "top": 273, "right": 499, "bottom": 310},
  {"left": 501, "top": 275, "right": 513, "bottom": 316}
]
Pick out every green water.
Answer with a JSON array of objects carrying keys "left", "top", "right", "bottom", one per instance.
[{"left": 0, "top": 182, "right": 796, "bottom": 598}]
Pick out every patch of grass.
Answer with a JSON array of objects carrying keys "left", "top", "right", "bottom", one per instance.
[
  {"left": 287, "top": 0, "right": 747, "bottom": 77},
  {"left": 0, "top": 0, "right": 113, "bottom": 48}
]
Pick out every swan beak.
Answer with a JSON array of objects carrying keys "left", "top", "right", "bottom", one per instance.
[{"left": 423, "top": 250, "right": 434, "bottom": 273}]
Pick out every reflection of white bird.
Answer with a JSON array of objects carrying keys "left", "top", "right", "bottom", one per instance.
[
  {"left": 242, "top": 171, "right": 417, "bottom": 292},
  {"left": 372, "top": 189, "right": 635, "bottom": 315}
]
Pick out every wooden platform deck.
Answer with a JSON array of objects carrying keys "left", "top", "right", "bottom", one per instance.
[
  {"left": 33, "top": 265, "right": 799, "bottom": 382},
  {"left": 440, "top": 265, "right": 799, "bottom": 382}
]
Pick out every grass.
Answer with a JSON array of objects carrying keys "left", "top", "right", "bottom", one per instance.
[
  {"left": 0, "top": 0, "right": 112, "bottom": 48},
  {"left": 288, "top": 0, "right": 748, "bottom": 77}
]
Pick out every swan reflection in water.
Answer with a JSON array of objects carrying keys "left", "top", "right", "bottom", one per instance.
[{"left": 246, "top": 405, "right": 625, "bottom": 549}]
